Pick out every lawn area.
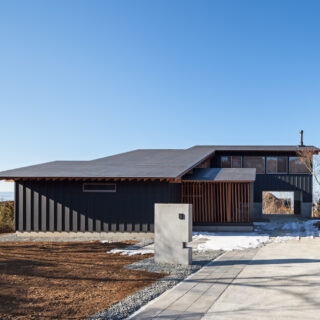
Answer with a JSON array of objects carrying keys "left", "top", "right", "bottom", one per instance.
[{"left": 0, "top": 241, "right": 165, "bottom": 319}]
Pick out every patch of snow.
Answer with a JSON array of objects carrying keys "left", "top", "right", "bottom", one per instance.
[
  {"left": 254, "top": 219, "right": 320, "bottom": 238},
  {"left": 193, "top": 220, "right": 320, "bottom": 252},
  {"left": 108, "top": 248, "right": 154, "bottom": 256},
  {"left": 106, "top": 220, "right": 320, "bottom": 255},
  {"left": 193, "top": 232, "right": 270, "bottom": 251},
  {"left": 253, "top": 222, "right": 275, "bottom": 231},
  {"left": 273, "top": 235, "right": 300, "bottom": 243},
  {"left": 281, "top": 222, "right": 299, "bottom": 231},
  {"left": 101, "top": 240, "right": 114, "bottom": 243}
]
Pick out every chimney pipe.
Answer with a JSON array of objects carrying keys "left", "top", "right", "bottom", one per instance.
[{"left": 300, "top": 130, "right": 304, "bottom": 147}]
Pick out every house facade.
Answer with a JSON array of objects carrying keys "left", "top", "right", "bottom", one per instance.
[{"left": 0, "top": 144, "right": 318, "bottom": 232}]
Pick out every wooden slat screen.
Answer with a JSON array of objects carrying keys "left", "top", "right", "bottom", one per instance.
[{"left": 181, "top": 182, "right": 251, "bottom": 224}]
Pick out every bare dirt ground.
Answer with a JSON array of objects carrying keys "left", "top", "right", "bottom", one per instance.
[{"left": 0, "top": 241, "right": 165, "bottom": 319}]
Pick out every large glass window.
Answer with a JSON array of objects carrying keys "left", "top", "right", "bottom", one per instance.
[
  {"left": 289, "top": 157, "right": 309, "bottom": 174},
  {"left": 221, "top": 156, "right": 242, "bottom": 168},
  {"left": 266, "top": 157, "right": 288, "bottom": 173},
  {"left": 243, "top": 156, "right": 265, "bottom": 173},
  {"left": 221, "top": 156, "right": 231, "bottom": 168},
  {"left": 232, "top": 156, "right": 242, "bottom": 168}
]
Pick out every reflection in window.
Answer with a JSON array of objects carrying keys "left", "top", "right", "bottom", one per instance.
[
  {"left": 221, "top": 156, "right": 242, "bottom": 168},
  {"left": 289, "top": 157, "right": 309, "bottom": 174},
  {"left": 266, "top": 157, "right": 287, "bottom": 173},
  {"left": 262, "top": 191, "right": 294, "bottom": 214},
  {"left": 221, "top": 156, "right": 231, "bottom": 168},
  {"left": 232, "top": 156, "right": 242, "bottom": 168},
  {"left": 243, "top": 156, "right": 265, "bottom": 173}
]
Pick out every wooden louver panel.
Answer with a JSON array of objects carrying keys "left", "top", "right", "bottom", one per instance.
[{"left": 181, "top": 182, "right": 251, "bottom": 224}]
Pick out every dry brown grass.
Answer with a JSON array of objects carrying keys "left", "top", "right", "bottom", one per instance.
[
  {"left": 312, "top": 200, "right": 320, "bottom": 218},
  {"left": 262, "top": 192, "right": 293, "bottom": 215},
  {"left": 312, "top": 209, "right": 320, "bottom": 218},
  {"left": 0, "top": 241, "right": 165, "bottom": 319}
]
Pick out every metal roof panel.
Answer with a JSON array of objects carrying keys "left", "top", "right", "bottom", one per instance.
[{"left": 182, "top": 168, "right": 256, "bottom": 182}]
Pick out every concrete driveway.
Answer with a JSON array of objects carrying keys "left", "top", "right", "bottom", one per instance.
[{"left": 130, "top": 238, "right": 320, "bottom": 320}]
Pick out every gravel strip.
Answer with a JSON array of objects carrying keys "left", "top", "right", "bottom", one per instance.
[
  {"left": 0, "top": 233, "right": 153, "bottom": 243},
  {"left": 92, "top": 248, "right": 222, "bottom": 320}
]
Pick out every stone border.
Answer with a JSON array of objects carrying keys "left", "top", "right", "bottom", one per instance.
[{"left": 0, "top": 232, "right": 153, "bottom": 242}]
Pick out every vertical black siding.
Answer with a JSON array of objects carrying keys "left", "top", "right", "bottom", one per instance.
[
  {"left": 210, "top": 153, "right": 313, "bottom": 204},
  {"left": 25, "top": 186, "right": 31, "bottom": 231},
  {"left": 18, "top": 183, "right": 24, "bottom": 231},
  {"left": 254, "top": 174, "right": 312, "bottom": 202},
  {"left": 41, "top": 192, "right": 47, "bottom": 231},
  {"left": 33, "top": 189, "right": 39, "bottom": 231},
  {"left": 15, "top": 180, "right": 181, "bottom": 232},
  {"left": 14, "top": 182, "right": 18, "bottom": 231}
]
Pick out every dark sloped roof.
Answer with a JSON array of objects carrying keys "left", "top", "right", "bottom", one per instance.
[
  {"left": 0, "top": 144, "right": 317, "bottom": 180},
  {"left": 190, "top": 145, "right": 320, "bottom": 152},
  {"left": 182, "top": 168, "right": 256, "bottom": 182},
  {"left": 0, "top": 147, "right": 215, "bottom": 179}
]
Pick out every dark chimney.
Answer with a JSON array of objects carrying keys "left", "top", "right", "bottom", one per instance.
[{"left": 300, "top": 130, "right": 304, "bottom": 147}]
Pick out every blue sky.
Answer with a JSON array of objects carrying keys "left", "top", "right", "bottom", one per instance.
[{"left": 0, "top": 0, "right": 320, "bottom": 192}]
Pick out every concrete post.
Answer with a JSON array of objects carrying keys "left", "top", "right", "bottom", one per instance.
[
  {"left": 301, "top": 202, "right": 312, "bottom": 218},
  {"left": 154, "top": 203, "right": 192, "bottom": 265}
]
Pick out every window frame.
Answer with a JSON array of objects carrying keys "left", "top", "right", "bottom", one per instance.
[
  {"left": 266, "top": 156, "right": 288, "bottom": 174},
  {"left": 262, "top": 191, "right": 295, "bottom": 214},
  {"left": 83, "top": 183, "right": 117, "bottom": 193},
  {"left": 220, "top": 156, "right": 242, "bottom": 168},
  {"left": 289, "top": 156, "right": 310, "bottom": 174},
  {"left": 231, "top": 156, "right": 242, "bottom": 168},
  {"left": 220, "top": 156, "right": 232, "bottom": 168},
  {"left": 219, "top": 154, "right": 310, "bottom": 175},
  {"left": 243, "top": 156, "right": 266, "bottom": 174}
]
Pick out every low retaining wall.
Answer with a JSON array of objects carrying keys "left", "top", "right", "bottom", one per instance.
[{"left": 15, "top": 231, "right": 154, "bottom": 239}]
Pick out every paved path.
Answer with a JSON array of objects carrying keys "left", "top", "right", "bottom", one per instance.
[{"left": 130, "top": 238, "right": 320, "bottom": 320}]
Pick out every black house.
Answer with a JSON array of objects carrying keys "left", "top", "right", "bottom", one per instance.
[{"left": 0, "top": 144, "right": 318, "bottom": 232}]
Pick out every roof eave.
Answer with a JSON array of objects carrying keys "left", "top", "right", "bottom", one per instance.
[
  {"left": 0, "top": 176, "right": 177, "bottom": 181},
  {"left": 175, "top": 150, "right": 216, "bottom": 180}
]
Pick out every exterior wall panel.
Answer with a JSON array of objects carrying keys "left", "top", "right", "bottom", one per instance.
[
  {"left": 41, "top": 194, "right": 46, "bottom": 231},
  {"left": 210, "top": 153, "right": 313, "bottom": 204},
  {"left": 18, "top": 183, "right": 24, "bottom": 231},
  {"left": 15, "top": 180, "right": 181, "bottom": 232},
  {"left": 49, "top": 199, "right": 55, "bottom": 231},
  {"left": 57, "top": 202, "right": 62, "bottom": 231},
  {"left": 254, "top": 174, "right": 312, "bottom": 202},
  {"left": 14, "top": 183, "right": 18, "bottom": 231},
  {"left": 33, "top": 190, "right": 39, "bottom": 231},
  {"left": 64, "top": 206, "right": 70, "bottom": 231},
  {"left": 25, "top": 187, "right": 31, "bottom": 231}
]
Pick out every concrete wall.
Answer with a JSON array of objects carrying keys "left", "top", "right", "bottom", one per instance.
[
  {"left": 154, "top": 203, "right": 192, "bottom": 265},
  {"left": 301, "top": 203, "right": 312, "bottom": 218}
]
